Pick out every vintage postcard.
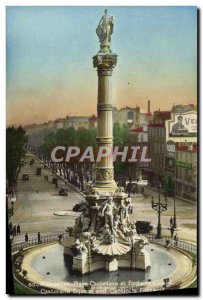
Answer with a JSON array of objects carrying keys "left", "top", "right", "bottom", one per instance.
[{"left": 6, "top": 6, "right": 198, "bottom": 295}]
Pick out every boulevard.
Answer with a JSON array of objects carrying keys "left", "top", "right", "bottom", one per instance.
[{"left": 10, "top": 152, "right": 197, "bottom": 244}]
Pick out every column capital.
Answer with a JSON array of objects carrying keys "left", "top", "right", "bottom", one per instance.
[{"left": 93, "top": 53, "right": 117, "bottom": 76}]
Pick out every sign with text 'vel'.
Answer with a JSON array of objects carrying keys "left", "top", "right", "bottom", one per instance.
[{"left": 169, "top": 112, "right": 197, "bottom": 137}]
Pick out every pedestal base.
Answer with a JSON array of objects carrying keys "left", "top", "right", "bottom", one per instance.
[
  {"left": 106, "top": 257, "right": 118, "bottom": 272},
  {"left": 133, "top": 250, "right": 151, "bottom": 270},
  {"left": 67, "top": 250, "right": 151, "bottom": 275}
]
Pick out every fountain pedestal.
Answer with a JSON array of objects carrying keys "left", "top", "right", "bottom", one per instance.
[{"left": 63, "top": 192, "right": 151, "bottom": 275}]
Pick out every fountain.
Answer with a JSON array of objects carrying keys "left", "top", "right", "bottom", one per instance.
[{"left": 62, "top": 9, "right": 151, "bottom": 274}]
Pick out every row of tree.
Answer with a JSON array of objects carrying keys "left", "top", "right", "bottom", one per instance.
[
  {"left": 38, "top": 123, "right": 135, "bottom": 190},
  {"left": 6, "top": 126, "right": 28, "bottom": 196}
]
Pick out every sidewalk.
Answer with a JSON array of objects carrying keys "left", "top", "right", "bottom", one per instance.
[{"left": 144, "top": 186, "right": 196, "bottom": 204}]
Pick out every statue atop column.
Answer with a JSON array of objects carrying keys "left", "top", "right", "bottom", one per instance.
[{"left": 96, "top": 9, "right": 114, "bottom": 53}]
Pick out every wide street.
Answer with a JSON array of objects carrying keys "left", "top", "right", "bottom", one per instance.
[{"left": 10, "top": 153, "right": 197, "bottom": 244}]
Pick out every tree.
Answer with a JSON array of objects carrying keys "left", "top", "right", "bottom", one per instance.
[
  {"left": 6, "top": 126, "right": 28, "bottom": 195},
  {"left": 76, "top": 128, "right": 97, "bottom": 190},
  {"left": 39, "top": 127, "right": 97, "bottom": 191},
  {"left": 39, "top": 132, "right": 57, "bottom": 159},
  {"left": 113, "top": 123, "right": 132, "bottom": 146},
  {"left": 113, "top": 123, "right": 133, "bottom": 183}
]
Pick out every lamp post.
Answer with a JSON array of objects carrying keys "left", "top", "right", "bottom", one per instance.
[
  {"left": 173, "top": 194, "right": 177, "bottom": 228},
  {"left": 151, "top": 182, "right": 167, "bottom": 239}
]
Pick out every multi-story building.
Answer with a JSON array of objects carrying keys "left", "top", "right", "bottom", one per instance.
[
  {"left": 113, "top": 105, "right": 152, "bottom": 128},
  {"left": 131, "top": 125, "right": 148, "bottom": 143},
  {"left": 146, "top": 111, "right": 171, "bottom": 187},
  {"left": 64, "top": 115, "right": 89, "bottom": 129},
  {"left": 146, "top": 104, "right": 197, "bottom": 202},
  {"left": 175, "top": 143, "right": 197, "bottom": 201}
]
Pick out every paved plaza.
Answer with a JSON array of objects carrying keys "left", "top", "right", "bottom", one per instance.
[{"left": 10, "top": 153, "right": 197, "bottom": 244}]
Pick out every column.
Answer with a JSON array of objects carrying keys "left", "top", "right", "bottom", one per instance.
[{"left": 93, "top": 53, "right": 118, "bottom": 192}]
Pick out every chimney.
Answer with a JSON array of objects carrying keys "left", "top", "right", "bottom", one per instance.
[{"left": 148, "top": 100, "right": 150, "bottom": 113}]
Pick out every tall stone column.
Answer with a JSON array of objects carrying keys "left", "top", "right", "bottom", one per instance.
[
  {"left": 92, "top": 53, "right": 118, "bottom": 192},
  {"left": 63, "top": 10, "right": 151, "bottom": 275}
]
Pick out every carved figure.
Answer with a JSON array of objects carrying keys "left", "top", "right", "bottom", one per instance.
[
  {"left": 75, "top": 239, "right": 88, "bottom": 256},
  {"left": 101, "top": 197, "right": 116, "bottom": 230},
  {"left": 96, "top": 9, "right": 114, "bottom": 44}
]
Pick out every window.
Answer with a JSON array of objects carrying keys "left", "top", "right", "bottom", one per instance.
[{"left": 127, "top": 111, "right": 134, "bottom": 121}]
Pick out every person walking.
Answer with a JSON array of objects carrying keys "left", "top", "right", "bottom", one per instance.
[
  {"left": 25, "top": 233, "right": 29, "bottom": 242},
  {"left": 17, "top": 224, "right": 21, "bottom": 235},
  {"left": 13, "top": 225, "right": 17, "bottom": 237},
  {"left": 37, "top": 232, "right": 41, "bottom": 244},
  {"left": 12, "top": 227, "right": 15, "bottom": 239},
  {"left": 58, "top": 233, "right": 63, "bottom": 244},
  {"left": 9, "top": 222, "right": 13, "bottom": 234},
  {"left": 174, "top": 233, "right": 178, "bottom": 246},
  {"left": 170, "top": 226, "right": 175, "bottom": 238}
]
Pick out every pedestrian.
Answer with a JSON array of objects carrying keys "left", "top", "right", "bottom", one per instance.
[
  {"left": 174, "top": 233, "right": 178, "bottom": 246},
  {"left": 170, "top": 217, "right": 173, "bottom": 227},
  {"left": 17, "top": 224, "right": 21, "bottom": 235},
  {"left": 58, "top": 233, "right": 63, "bottom": 243},
  {"left": 9, "top": 222, "right": 13, "bottom": 233},
  {"left": 13, "top": 225, "right": 17, "bottom": 237},
  {"left": 170, "top": 226, "right": 174, "bottom": 238},
  {"left": 37, "top": 232, "right": 41, "bottom": 244},
  {"left": 25, "top": 233, "right": 29, "bottom": 242}
]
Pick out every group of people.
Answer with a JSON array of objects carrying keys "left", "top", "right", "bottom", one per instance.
[
  {"left": 9, "top": 223, "right": 21, "bottom": 238},
  {"left": 24, "top": 232, "right": 41, "bottom": 244}
]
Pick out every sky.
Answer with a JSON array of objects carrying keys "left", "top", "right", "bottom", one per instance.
[{"left": 6, "top": 6, "right": 197, "bottom": 126}]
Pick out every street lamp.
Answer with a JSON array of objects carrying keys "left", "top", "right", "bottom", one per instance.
[
  {"left": 173, "top": 194, "right": 177, "bottom": 228},
  {"left": 151, "top": 182, "right": 167, "bottom": 239}
]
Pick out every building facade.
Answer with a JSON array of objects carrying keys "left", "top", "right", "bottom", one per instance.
[
  {"left": 113, "top": 106, "right": 151, "bottom": 128},
  {"left": 146, "top": 111, "right": 171, "bottom": 187},
  {"left": 175, "top": 143, "right": 197, "bottom": 201},
  {"left": 64, "top": 116, "right": 89, "bottom": 129}
]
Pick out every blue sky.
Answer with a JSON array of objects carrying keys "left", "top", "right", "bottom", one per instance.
[{"left": 6, "top": 6, "right": 197, "bottom": 125}]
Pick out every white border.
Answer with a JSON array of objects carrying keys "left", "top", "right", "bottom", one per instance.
[{"left": 1, "top": 1, "right": 201, "bottom": 300}]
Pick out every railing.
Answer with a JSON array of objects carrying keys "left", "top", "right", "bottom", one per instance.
[
  {"left": 11, "top": 232, "right": 197, "bottom": 255},
  {"left": 144, "top": 233, "right": 197, "bottom": 254},
  {"left": 11, "top": 232, "right": 68, "bottom": 253}
]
